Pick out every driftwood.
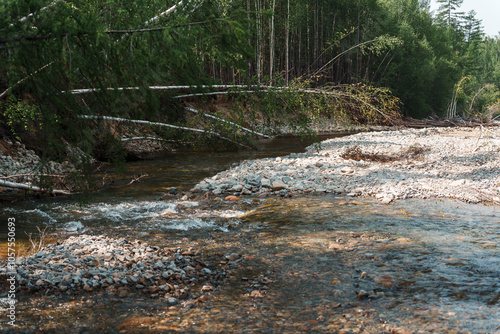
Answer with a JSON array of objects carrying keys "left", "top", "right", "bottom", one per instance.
[
  {"left": 0, "top": 179, "right": 71, "bottom": 195},
  {"left": 120, "top": 137, "right": 171, "bottom": 142},
  {"left": 126, "top": 174, "right": 148, "bottom": 186},
  {"left": 80, "top": 115, "right": 253, "bottom": 149}
]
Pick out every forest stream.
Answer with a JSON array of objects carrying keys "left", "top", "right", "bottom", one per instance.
[{"left": 0, "top": 135, "right": 499, "bottom": 333}]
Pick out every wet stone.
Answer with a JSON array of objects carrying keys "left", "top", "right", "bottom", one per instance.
[{"left": 167, "top": 297, "right": 178, "bottom": 305}]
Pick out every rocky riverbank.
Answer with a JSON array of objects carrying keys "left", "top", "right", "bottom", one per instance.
[
  {"left": 0, "top": 138, "right": 77, "bottom": 195},
  {"left": 0, "top": 235, "right": 235, "bottom": 307},
  {"left": 0, "top": 139, "right": 71, "bottom": 177},
  {"left": 191, "top": 126, "right": 500, "bottom": 204}
]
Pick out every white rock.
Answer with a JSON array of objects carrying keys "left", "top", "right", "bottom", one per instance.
[
  {"left": 271, "top": 180, "right": 287, "bottom": 191},
  {"left": 261, "top": 178, "right": 271, "bottom": 188}
]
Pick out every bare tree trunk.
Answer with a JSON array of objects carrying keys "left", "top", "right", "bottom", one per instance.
[
  {"left": 255, "top": 0, "right": 262, "bottom": 83},
  {"left": 212, "top": 59, "right": 216, "bottom": 80},
  {"left": 184, "top": 107, "right": 271, "bottom": 138},
  {"left": 269, "top": 0, "right": 276, "bottom": 83},
  {"left": 314, "top": 0, "right": 319, "bottom": 71},
  {"left": 79, "top": 115, "right": 254, "bottom": 149},
  {"left": 66, "top": 84, "right": 265, "bottom": 95},
  {"left": 356, "top": 0, "right": 361, "bottom": 79},
  {"left": 298, "top": 28, "right": 302, "bottom": 76},
  {"left": 0, "top": 62, "right": 55, "bottom": 99},
  {"left": 286, "top": 0, "right": 290, "bottom": 84},
  {"left": 247, "top": 0, "right": 253, "bottom": 77}
]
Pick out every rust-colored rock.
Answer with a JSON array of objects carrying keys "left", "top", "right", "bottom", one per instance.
[
  {"left": 224, "top": 195, "right": 241, "bottom": 201},
  {"left": 117, "top": 287, "right": 129, "bottom": 298}
]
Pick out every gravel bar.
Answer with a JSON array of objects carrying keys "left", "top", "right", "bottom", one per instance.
[
  {"left": 0, "top": 235, "right": 234, "bottom": 307},
  {"left": 191, "top": 127, "right": 500, "bottom": 204}
]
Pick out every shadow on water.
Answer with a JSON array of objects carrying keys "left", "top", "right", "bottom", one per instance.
[{"left": 0, "top": 134, "right": 499, "bottom": 333}]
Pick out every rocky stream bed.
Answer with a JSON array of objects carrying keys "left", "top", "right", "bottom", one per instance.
[{"left": 0, "top": 126, "right": 499, "bottom": 333}]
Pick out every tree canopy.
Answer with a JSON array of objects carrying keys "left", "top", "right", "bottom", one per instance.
[{"left": 1, "top": 0, "right": 500, "bottom": 164}]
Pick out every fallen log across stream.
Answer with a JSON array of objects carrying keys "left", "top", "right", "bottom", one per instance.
[{"left": 0, "top": 179, "right": 72, "bottom": 195}]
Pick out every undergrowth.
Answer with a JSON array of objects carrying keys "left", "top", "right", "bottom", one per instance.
[{"left": 341, "top": 144, "right": 430, "bottom": 162}]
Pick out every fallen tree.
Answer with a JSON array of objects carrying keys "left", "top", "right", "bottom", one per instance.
[
  {"left": 0, "top": 179, "right": 71, "bottom": 195},
  {"left": 69, "top": 83, "right": 401, "bottom": 129}
]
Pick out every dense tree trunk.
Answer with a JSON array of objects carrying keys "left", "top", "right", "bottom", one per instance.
[
  {"left": 269, "top": 0, "right": 276, "bottom": 83},
  {"left": 285, "top": 0, "right": 290, "bottom": 84}
]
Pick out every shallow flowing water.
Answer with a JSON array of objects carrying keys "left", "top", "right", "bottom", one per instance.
[{"left": 0, "top": 135, "right": 499, "bottom": 333}]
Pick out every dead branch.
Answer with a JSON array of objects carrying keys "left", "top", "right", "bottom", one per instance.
[
  {"left": 311, "top": 38, "right": 385, "bottom": 77},
  {"left": 0, "top": 179, "right": 72, "bottom": 195},
  {"left": 0, "top": 173, "right": 68, "bottom": 179},
  {"left": 120, "top": 137, "right": 169, "bottom": 142},
  {"left": 143, "top": 1, "right": 181, "bottom": 26},
  {"left": 0, "top": 61, "right": 55, "bottom": 99},
  {"left": 126, "top": 174, "right": 149, "bottom": 186},
  {"left": 63, "top": 84, "right": 269, "bottom": 95},
  {"left": 25, "top": 226, "right": 49, "bottom": 253}
]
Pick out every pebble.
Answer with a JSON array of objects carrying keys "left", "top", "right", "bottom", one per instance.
[
  {"left": 225, "top": 253, "right": 240, "bottom": 262},
  {"left": 356, "top": 290, "right": 370, "bottom": 300},
  {"left": 167, "top": 297, "right": 178, "bottom": 305}
]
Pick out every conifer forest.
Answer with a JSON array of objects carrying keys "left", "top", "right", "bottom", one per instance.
[{"left": 1, "top": 0, "right": 500, "bottom": 161}]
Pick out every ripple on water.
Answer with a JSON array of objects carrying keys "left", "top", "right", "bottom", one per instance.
[
  {"left": 23, "top": 208, "right": 58, "bottom": 223},
  {"left": 55, "top": 200, "right": 181, "bottom": 224},
  {"left": 153, "top": 218, "right": 228, "bottom": 231},
  {"left": 60, "top": 221, "right": 84, "bottom": 232}
]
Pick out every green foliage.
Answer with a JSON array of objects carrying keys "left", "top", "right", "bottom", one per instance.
[
  {"left": 1, "top": 101, "right": 42, "bottom": 140},
  {"left": 0, "top": 0, "right": 253, "bottom": 159},
  {"left": 443, "top": 35, "right": 500, "bottom": 120},
  {"left": 230, "top": 78, "right": 401, "bottom": 137},
  {"left": 435, "top": 0, "right": 464, "bottom": 28},
  {"left": 450, "top": 75, "right": 500, "bottom": 120},
  {"left": 376, "top": 0, "right": 458, "bottom": 117}
]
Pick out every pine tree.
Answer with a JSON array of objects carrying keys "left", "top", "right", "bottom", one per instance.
[
  {"left": 436, "top": 0, "right": 464, "bottom": 28},
  {"left": 0, "top": 0, "right": 252, "bottom": 161}
]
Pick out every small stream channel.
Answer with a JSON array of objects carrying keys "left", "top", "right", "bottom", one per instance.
[{"left": 0, "top": 134, "right": 499, "bottom": 333}]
